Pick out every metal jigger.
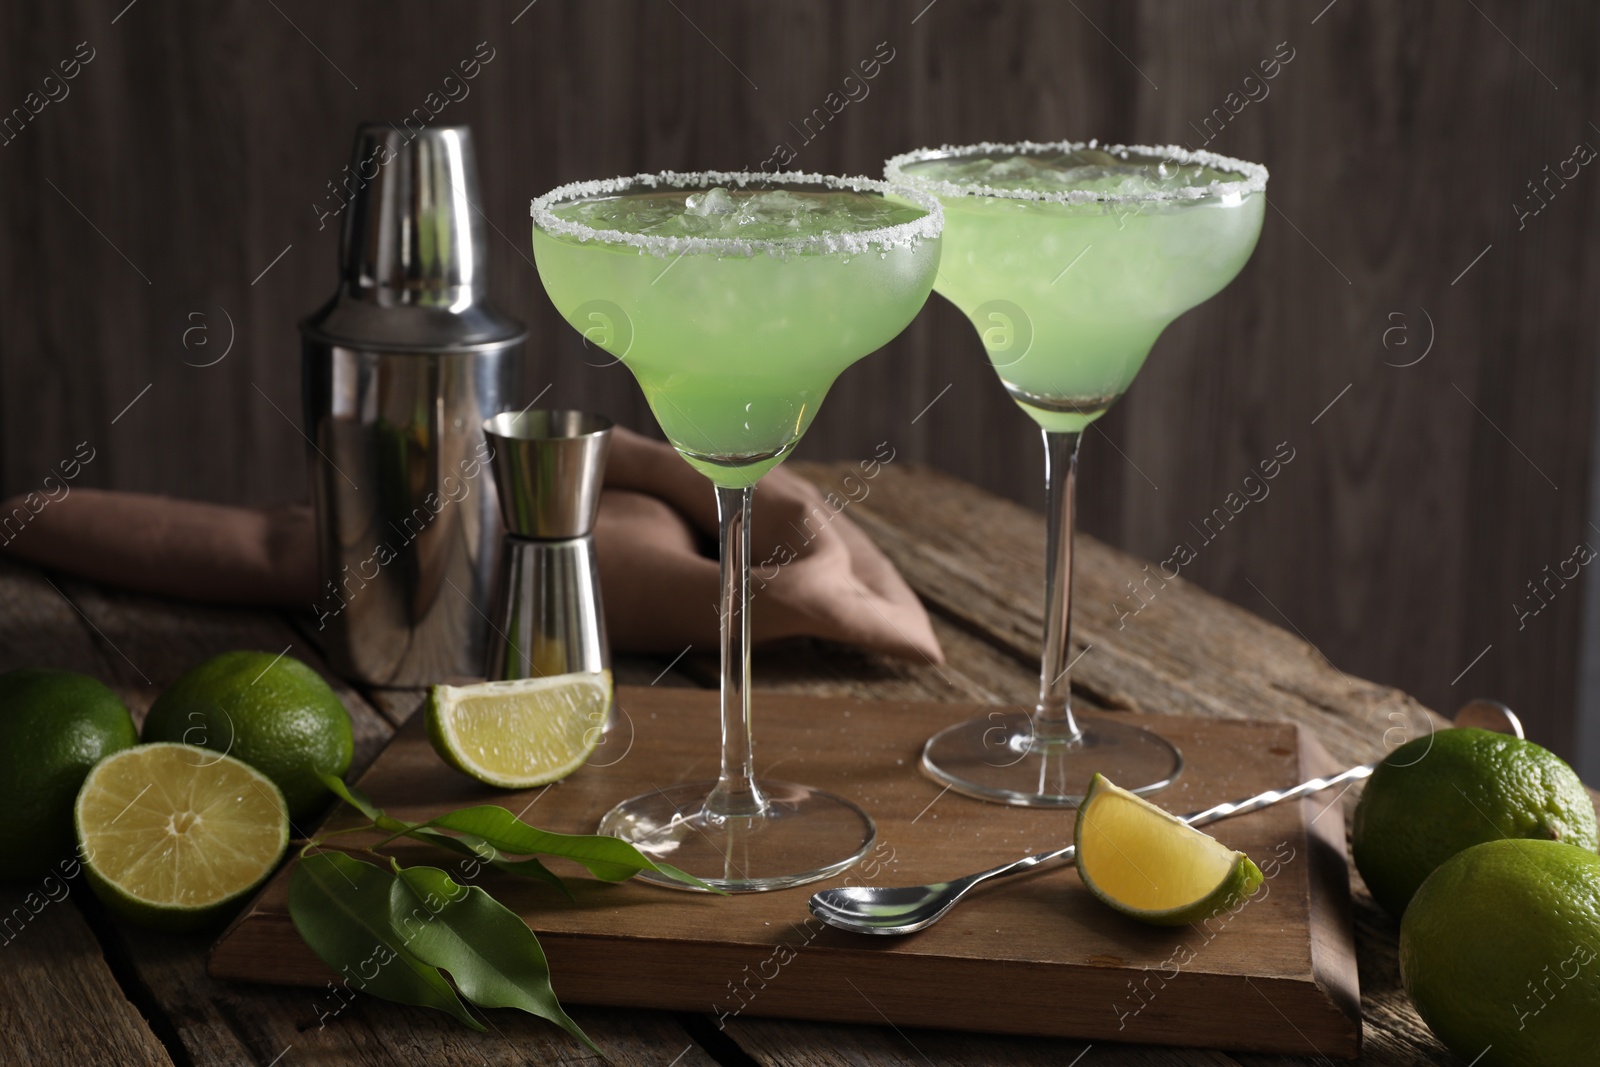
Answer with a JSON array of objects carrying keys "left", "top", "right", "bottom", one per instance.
[{"left": 482, "top": 411, "right": 612, "bottom": 682}]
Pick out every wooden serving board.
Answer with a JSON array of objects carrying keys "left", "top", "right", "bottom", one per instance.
[{"left": 211, "top": 686, "right": 1361, "bottom": 1058}]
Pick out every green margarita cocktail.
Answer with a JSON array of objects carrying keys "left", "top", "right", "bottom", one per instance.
[
  {"left": 531, "top": 172, "right": 942, "bottom": 890},
  {"left": 892, "top": 143, "right": 1266, "bottom": 432},
  {"left": 534, "top": 179, "right": 938, "bottom": 486},
  {"left": 887, "top": 140, "right": 1266, "bottom": 807}
]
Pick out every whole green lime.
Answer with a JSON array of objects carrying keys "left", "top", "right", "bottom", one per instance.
[
  {"left": 1352, "top": 728, "right": 1597, "bottom": 917},
  {"left": 142, "top": 651, "right": 352, "bottom": 826},
  {"left": 1401, "top": 838, "right": 1600, "bottom": 1066},
  {"left": 0, "top": 668, "right": 137, "bottom": 880}
]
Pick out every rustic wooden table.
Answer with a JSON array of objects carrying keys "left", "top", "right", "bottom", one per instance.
[{"left": 1, "top": 462, "right": 1523, "bottom": 1065}]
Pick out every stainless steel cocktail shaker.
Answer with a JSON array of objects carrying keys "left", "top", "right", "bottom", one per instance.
[{"left": 302, "top": 123, "right": 526, "bottom": 686}]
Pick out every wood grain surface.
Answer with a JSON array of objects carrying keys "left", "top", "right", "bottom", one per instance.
[
  {"left": 211, "top": 688, "right": 1362, "bottom": 1057},
  {"left": 1, "top": 454, "right": 1594, "bottom": 1065},
  {"left": 0, "top": 565, "right": 175, "bottom": 1067},
  {"left": 2, "top": 0, "right": 1597, "bottom": 768},
  {"left": 0, "top": 559, "right": 713, "bottom": 1067}
]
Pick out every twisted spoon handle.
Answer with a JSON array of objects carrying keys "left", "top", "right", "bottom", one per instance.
[
  {"left": 1181, "top": 761, "right": 1375, "bottom": 829},
  {"left": 961, "top": 762, "right": 1378, "bottom": 890}
]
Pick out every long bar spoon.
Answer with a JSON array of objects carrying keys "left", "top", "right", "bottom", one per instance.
[{"left": 809, "top": 701, "right": 1523, "bottom": 936}]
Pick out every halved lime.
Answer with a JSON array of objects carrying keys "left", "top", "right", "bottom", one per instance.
[
  {"left": 426, "top": 671, "right": 612, "bottom": 789},
  {"left": 74, "top": 743, "right": 290, "bottom": 931},
  {"left": 1075, "top": 772, "right": 1263, "bottom": 926}
]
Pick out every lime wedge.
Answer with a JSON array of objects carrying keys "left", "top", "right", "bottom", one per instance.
[
  {"left": 74, "top": 743, "right": 290, "bottom": 931},
  {"left": 426, "top": 671, "right": 613, "bottom": 789},
  {"left": 1075, "top": 772, "right": 1262, "bottom": 926}
]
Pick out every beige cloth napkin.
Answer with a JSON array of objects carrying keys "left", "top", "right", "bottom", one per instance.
[{"left": 0, "top": 427, "right": 943, "bottom": 664}]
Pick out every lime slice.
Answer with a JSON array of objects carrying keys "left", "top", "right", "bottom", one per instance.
[
  {"left": 426, "top": 671, "right": 613, "bottom": 789},
  {"left": 1075, "top": 772, "right": 1263, "bottom": 926},
  {"left": 74, "top": 743, "right": 290, "bottom": 931}
]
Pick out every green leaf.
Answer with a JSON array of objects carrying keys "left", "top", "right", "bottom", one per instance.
[
  {"left": 488, "top": 853, "right": 578, "bottom": 889},
  {"left": 318, "top": 773, "right": 384, "bottom": 822},
  {"left": 425, "top": 805, "right": 718, "bottom": 891},
  {"left": 650, "top": 860, "right": 710, "bottom": 890},
  {"left": 288, "top": 851, "right": 484, "bottom": 1031},
  {"left": 318, "top": 774, "right": 412, "bottom": 834},
  {"left": 407, "top": 825, "right": 575, "bottom": 901},
  {"left": 390, "top": 862, "right": 598, "bottom": 1053}
]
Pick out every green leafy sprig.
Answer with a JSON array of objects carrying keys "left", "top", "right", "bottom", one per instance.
[{"left": 288, "top": 774, "right": 713, "bottom": 1049}]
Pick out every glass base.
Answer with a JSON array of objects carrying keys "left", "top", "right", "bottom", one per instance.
[
  {"left": 921, "top": 710, "right": 1183, "bottom": 807},
  {"left": 598, "top": 780, "right": 875, "bottom": 892}
]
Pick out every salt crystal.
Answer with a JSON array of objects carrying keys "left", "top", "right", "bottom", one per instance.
[
  {"left": 886, "top": 139, "right": 1268, "bottom": 207},
  {"left": 531, "top": 170, "right": 943, "bottom": 260}
]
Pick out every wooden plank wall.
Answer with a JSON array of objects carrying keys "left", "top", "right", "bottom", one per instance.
[{"left": 3, "top": 1, "right": 1597, "bottom": 764}]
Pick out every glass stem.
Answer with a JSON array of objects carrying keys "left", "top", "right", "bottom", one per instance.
[
  {"left": 705, "top": 483, "right": 767, "bottom": 820},
  {"left": 1035, "top": 429, "right": 1085, "bottom": 744}
]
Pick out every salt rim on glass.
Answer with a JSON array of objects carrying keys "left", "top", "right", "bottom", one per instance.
[
  {"left": 530, "top": 171, "right": 943, "bottom": 260},
  {"left": 885, "top": 138, "right": 1268, "bottom": 205}
]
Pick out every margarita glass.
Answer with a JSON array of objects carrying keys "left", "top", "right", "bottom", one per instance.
[
  {"left": 886, "top": 140, "right": 1266, "bottom": 806},
  {"left": 531, "top": 172, "right": 942, "bottom": 889}
]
